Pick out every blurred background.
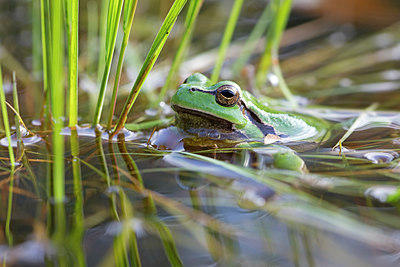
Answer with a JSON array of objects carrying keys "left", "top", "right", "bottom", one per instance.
[{"left": 0, "top": 0, "right": 399, "bottom": 115}]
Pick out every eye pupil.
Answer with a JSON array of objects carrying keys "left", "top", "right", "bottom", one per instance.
[
  {"left": 215, "top": 85, "right": 240, "bottom": 107},
  {"left": 221, "top": 89, "right": 235, "bottom": 98}
]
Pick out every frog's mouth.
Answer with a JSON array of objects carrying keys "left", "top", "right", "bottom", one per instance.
[{"left": 171, "top": 105, "right": 235, "bottom": 131}]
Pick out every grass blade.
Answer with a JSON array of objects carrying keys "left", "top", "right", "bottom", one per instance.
[
  {"left": 39, "top": 0, "right": 51, "bottom": 125},
  {"left": 12, "top": 73, "right": 23, "bottom": 160},
  {"left": 68, "top": 129, "right": 86, "bottom": 267},
  {"left": 86, "top": 1, "right": 98, "bottom": 75},
  {"left": 97, "top": 0, "right": 109, "bottom": 83},
  {"left": 5, "top": 169, "right": 15, "bottom": 247},
  {"left": 93, "top": 0, "right": 124, "bottom": 126},
  {"left": 157, "top": 0, "right": 204, "bottom": 104},
  {"left": 211, "top": 0, "right": 244, "bottom": 83},
  {"left": 50, "top": 0, "right": 65, "bottom": 203},
  {"left": 232, "top": 2, "right": 273, "bottom": 75},
  {"left": 32, "top": 0, "right": 42, "bottom": 81},
  {"left": 65, "top": 0, "right": 79, "bottom": 127},
  {"left": 0, "top": 68, "right": 15, "bottom": 247},
  {"left": 112, "top": 0, "right": 188, "bottom": 136},
  {"left": 0, "top": 67, "right": 15, "bottom": 167},
  {"left": 255, "top": 0, "right": 297, "bottom": 107},
  {"left": 333, "top": 103, "right": 378, "bottom": 150},
  {"left": 106, "top": 0, "right": 138, "bottom": 130}
]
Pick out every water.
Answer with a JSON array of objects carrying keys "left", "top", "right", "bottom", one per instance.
[
  {"left": 1, "top": 109, "right": 399, "bottom": 266},
  {"left": 1, "top": 0, "right": 400, "bottom": 266}
]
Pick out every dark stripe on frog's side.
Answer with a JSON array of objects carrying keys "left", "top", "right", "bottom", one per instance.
[
  {"left": 186, "top": 87, "right": 277, "bottom": 137},
  {"left": 240, "top": 102, "right": 277, "bottom": 136}
]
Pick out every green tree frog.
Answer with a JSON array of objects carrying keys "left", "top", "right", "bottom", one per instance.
[{"left": 171, "top": 73, "right": 330, "bottom": 146}]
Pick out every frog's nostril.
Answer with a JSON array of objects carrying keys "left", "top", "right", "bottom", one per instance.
[{"left": 190, "top": 88, "right": 196, "bottom": 92}]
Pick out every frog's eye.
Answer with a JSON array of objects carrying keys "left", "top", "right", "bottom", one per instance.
[{"left": 215, "top": 85, "right": 239, "bottom": 107}]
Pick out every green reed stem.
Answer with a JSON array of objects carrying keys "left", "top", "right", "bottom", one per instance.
[
  {"left": 65, "top": 0, "right": 79, "bottom": 127},
  {"left": 118, "top": 139, "right": 157, "bottom": 214},
  {"left": 39, "top": 2, "right": 48, "bottom": 86},
  {"left": 128, "top": 225, "right": 142, "bottom": 267},
  {"left": 40, "top": 0, "right": 51, "bottom": 127},
  {"left": 232, "top": 2, "right": 273, "bottom": 74},
  {"left": 148, "top": 218, "right": 184, "bottom": 267},
  {"left": 210, "top": 0, "right": 244, "bottom": 83},
  {"left": 188, "top": 190, "right": 224, "bottom": 260},
  {"left": 0, "top": 68, "right": 15, "bottom": 166},
  {"left": 93, "top": 0, "right": 124, "bottom": 126},
  {"left": 112, "top": 0, "right": 188, "bottom": 136},
  {"left": 157, "top": 0, "right": 204, "bottom": 104},
  {"left": 115, "top": 190, "right": 134, "bottom": 266},
  {"left": 256, "top": 0, "right": 297, "bottom": 107},
  {"left": 12, "top": 73, "right": 23, "bottom": 159},
  {"left": 117, "top": 140, "right": 180, "bottom": 265},
  {"left": 32, "top": 1, "right": 42, "bottom": 82},
  {"left": 68, "top": 129, "right": 86, "bottom": 267},
  {"left": 5, "top": 169, "right": 15, "bottom": 247},
  {"left": 32, "top": 1, "right": 43, "bottom": 117},
  {"left": 0, "top": 67, "right": 15, "bottom": 247},
  {"left": 113, "top": 227, "right": 130, "bottom": 266},
  {"left": 50, "top": 0, "right": 65, "bottom": 203},
  {"left": 333, "top": 103, "right": 378, "bottom": 150},
  {"left": 95, "top": 133, "right": 120, "bottom": 220},
  {"left": 87, "top": 1, "right": 98, "bottom": 76},
  {"left": 52, "top": 202, "right": 67, "bottom": 258},
  {"left": 106, "top": 0, "right": 138, "bottom": 130},
  {"left": 97, "top": 0, "right": 109, "bottom": 83},
  {"left": 256, "top": 0, "right": 286, "bottom": 82}
]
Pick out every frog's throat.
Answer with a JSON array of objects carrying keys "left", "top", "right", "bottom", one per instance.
[
  {"left": 172, "top": 105, "right": 235, "bottom": 131},
  {"left": 171, "top": 103, "right": 277, "bottom": 137}
]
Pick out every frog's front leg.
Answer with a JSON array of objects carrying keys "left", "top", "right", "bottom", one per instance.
[
  {"left": 272, "top": 147, "right": 307, "bottom": 172},
  {"left": 236, "top": 143, "right": 307, "bottom": 172}
]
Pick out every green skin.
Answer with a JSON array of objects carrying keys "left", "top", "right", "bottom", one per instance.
[{"left": 171, "top": 73, "right": 330, "bottom": 145}]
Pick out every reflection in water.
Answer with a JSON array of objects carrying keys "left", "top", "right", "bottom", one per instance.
[
  {"left": 1, "top": 121, "right": 400, "bottom": 266},
  {"left": 0, "top": 125, "right": 42, "bottom": 148}
]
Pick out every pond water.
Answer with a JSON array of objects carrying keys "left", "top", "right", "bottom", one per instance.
[
  {"left": 1, "top": 110, "right": 400, "bottom": 266},
  {"left": 1, "top": 0, "right": 400, "bottom": 266}
]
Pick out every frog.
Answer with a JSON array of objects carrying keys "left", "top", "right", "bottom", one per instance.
[{"left": 170, "top": 73, "right": 330, "bottom": 147}]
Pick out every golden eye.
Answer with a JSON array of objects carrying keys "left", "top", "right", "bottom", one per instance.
[{"left": 215, "top": 85, "right": 239, "bottom": 107}]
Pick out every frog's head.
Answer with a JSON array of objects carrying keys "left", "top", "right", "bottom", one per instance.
[
  {"left": 181, "top": 72, "right": 213, "bottom": 87},
  {"left": 170, "top": 73, "right": 329, "bottom": 144},
  {"left": 171, "top": 73, "right": 250, "bottom": 131}
]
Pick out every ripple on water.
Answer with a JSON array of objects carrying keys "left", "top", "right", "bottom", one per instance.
[
  {"left": 60, "top": 125, "right": 139, "bottom": 142},
  {"left": 0, "top": 126, "right": 42, "bottom": 147}
]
